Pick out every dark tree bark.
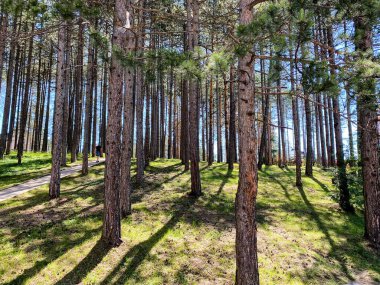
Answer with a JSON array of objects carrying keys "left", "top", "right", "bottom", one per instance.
[
  {"left": 42, "top": 43, "right": 53, "bottom": 152},
  {"left": 49, "top": 22, "right": 67, "bottom": 199},
  {"left": 120, "top": 8, "right": 135, "bottom": 216},
  {"left": 229, "top": 65, "right": 237, "bottom": 166},
  {"left": 17, "top": 23, "right": 34, "bottom": 164},
  {"left": 91, "top": 44, "right": 98, "bottom": 158},
  {"left": 181, "top": 78, "right": 189, "bottom": 170},
  {"left": 168, "top": 67, "right": 173, "bottom": 159},
  {"left": 187, "top": 0, "right": 201, "bottom": 197},
  {"left": 354, "top": 15, "right": 380, "bottom": 248},
  {"left": 0, "top": 16, "right": 17, "bottom": 158},
  {"left": 61, "top": 24, "right": 71, "bottom": 166},
  {"left": 82, "top": 34, "right": 94, "bottom": 175},
  {"left": 135, "top": 5, "right": 145, "bottom": 184},
  {"left": 216, "top": 78, "right": 222, "bottom": 162},
  {"left": 144, "top": 82, "right": 151, "bottom": 167},
  {"left": 6, "top": 40, "right": 21, "bottom": 155},
  {"left": 208, "top": 77, "right": 214, "bottom": 165},
  {"left": 71, "top": 20, "right": 84, "bottom": 163},
  {"left": 0, "top": 13, "right": 8, "bottom": 95},
  {"left": 102, "top": 0, "right": 127, "bottom": 247},
  {"left": 290, "top": 50, "right": 302, "bottom": 186},
  {"left": 327, "top": 26, "right": 353, "bottom": 212},
  {"left": 235, "top": 1, "right": 259, "bottom": 284}
]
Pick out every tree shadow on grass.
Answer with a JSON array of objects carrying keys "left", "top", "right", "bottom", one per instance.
[
  {"left": 260, "top": 167, "right": 293, "bottom": 201},
  {"left": 310, "top": 176, "right": 330, "bottom": 193},
  {"left": 5, "top": 221, "right": 102, "bottom": 285},
  {"left": 55, "top": 239, "right": 112, "bottom": 285},
  {"left": 100, "top": 195, "right": 197, "bottom": 285},
  {"left": 217, "top": 169, "right": 233, "bottom": 195},
  {"left": 296, "top": 185, "right": 354, "bottom": 282}
]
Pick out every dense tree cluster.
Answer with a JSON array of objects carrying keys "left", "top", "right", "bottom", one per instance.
[{"left": 0, "top": 0, "right": 378, "bottom": 283}]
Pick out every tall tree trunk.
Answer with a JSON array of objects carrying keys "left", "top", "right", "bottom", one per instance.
[
  {"left": 32, "top": 43, "right": 43, "bottom": 152},
  {"left": 0, "top": 16, "right": 17, "bottom": 158},
  {"left": 187, "top": 0, "right": 201, "bottom": 196},
  {"left": 144, "top": 83, "right": 151, "bottom": 167},
  {"left": 71, "top": 20, "right": 84, "bottom": 162},
  {"left": 135, "top": 5, "right": 145, "bottom": 184},
  {"left": 0, "top": 13, "right": 8, "bottom": 95},
  {"left": 49, "top": 22, "right": 67, "bottom": 199},
  {"left": 17, "top": 23, "right": 34, "bottom": 164},
  {"left": 354, "top": 15, "right": 380, "bottom": 248},
  {"left": 82, "top": 35, "right": 94, "bottom": 175},
  {"left": 216, "top": 78, "right": 222, "bottom": 162},
  {"left": 228, "top": 64, "right": 236, "bottom": 170},
  {"left": 327, "top": 26, "right": 353, "bottom": 212},
  {"left": 120, "top": 9, "right": 135, "bottom": 216},
  {"left": 42, "top": 43, "right": 53, "bottom": 152},
  {"left": 168, "top": 67, "right": 173, "bottom": 159},
  {"left": 91, "top": 45, "right": 98, "bottom": 158},
  {"left": 6, "top": 41, "right": 21, "bottom": 155},
  {"left": 102, "top": 0, "right": 126, "bottom": 247},
  {"left": 290, "top": 49, "right": 302, "bottom": 186},
  {"left": 235, "top": 1, "right": 259, "bottom": 283},
  {"left": 61, "top": 24, "right": 71, "bottom": 166},
  {"left": 208, "top": 77, "right": 214, "bottom": 165},
  {"left": 224, "top": 77, "right": 229, "bottom": 164}
]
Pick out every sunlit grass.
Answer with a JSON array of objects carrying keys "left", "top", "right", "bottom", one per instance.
[
  {"left": 0, "top": 160, "right": 379, "bottom": 284},
  {"left": 0, "top": 151, "right": 96, "bottom": 191}
]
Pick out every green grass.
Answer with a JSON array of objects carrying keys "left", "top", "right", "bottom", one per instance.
[
  {"left": 0, "top": 159, "right": 379, "bottom": 284},
  {"left": 0, "top": 151, "right": 93, "bottom": 191}
]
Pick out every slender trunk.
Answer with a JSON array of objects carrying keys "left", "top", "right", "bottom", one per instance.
[
  {"left": 326, "top": 26, "right": 353, "bottom": 212},
  {"left": 229, "top": 65, "right": 237, "bottom": 165},
  {"left": 208, "top": 77, "right": 214, "bottom": 165},
  {"left": 71, "top": 20, "right": 84, "bottom": 162},
  {"left": 42, "top": 44, "right": 53, "bottom": 152},
  {"left": 120, "top": 12, "right": 135, "bottom": 216},
  {"left": 144, "top": 83, "right": 151, "bottom": 167},
  {"left": 91, "top": 45, "right": 98, "bottom": 158},
  {"left": 135, "top": 6, "right": 145, "bottom": 184},
  {"left": 216, "top": 78, "right": 222, "bottom": 162},
  {"left": 187, "top": 0, "right": 201, "bottom": 196},
  {"left": 168, "top": 67, "right": 173, "bottom": 159},
  {"left": 0, "top": 16, "right": 17, "bottom": 158},
  {"left": 6, "top": 41, "right": 21, "bottom": 154},
  {"left": 102, "top": 0, "right": 126, "bottom": 247},
  {"left": 290, "top": 49, "right": 302, "bottom": 186},
  {"left": 82, "top": 35, "right": 94, "bottom": 175},
  {"left": 17, "top": 23, "right": 34, "bottom": 164},
  {"left": 61, "top": 24, "right": 71, "bottom": 166},
  {"left": 49, "top": 22, "right": 67, "bottom": 199}
]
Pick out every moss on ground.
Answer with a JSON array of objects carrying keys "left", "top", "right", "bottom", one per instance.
[{"left": 0, "top": 158, "right": 379, "bottom": 284}]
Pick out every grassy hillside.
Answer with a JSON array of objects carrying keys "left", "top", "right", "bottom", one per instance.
[{"left": 0, "top": 158, "right": 379, "bottom": 284}]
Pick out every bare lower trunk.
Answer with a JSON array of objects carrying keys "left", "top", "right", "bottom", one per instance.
[
  {"left": 235, "top": 1, "right": 259, "bottom": 284},
  {"left": 354, "top": 15, "right": 380, "bottom": 248},
  {"left": 49, "top": 22, "right": 67, "bottom": 199},
  {"left": 102, "top": 0, "right": 127, "bottom": 246},
  {"left": 187, "top": 0, "right": 201, "bottom": 196}
]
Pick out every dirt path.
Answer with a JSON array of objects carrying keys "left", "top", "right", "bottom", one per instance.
[{"left": 0, "top": 160, "right": 104, "bottom": 202}]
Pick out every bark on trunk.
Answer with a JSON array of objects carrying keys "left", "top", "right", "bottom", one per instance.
[
  {"left": 49, "top": 22, "right": 67, "bottom": 199},
  {"left": 102, "top": 0, "right": 127, "bottom": 246},
  {"left": 17, "top": 23, "right": 34, "bottom": 164},
  {"left": 235, "top": 1, "right": 259, "bottom": 283},
  {"left": 187, "top": 0, "right": 201, "bottom": 197},
  {"left": 354, "top": 15, "right": 380, "bottom": 248}
]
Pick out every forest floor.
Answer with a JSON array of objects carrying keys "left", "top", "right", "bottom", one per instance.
[{"left": 0, "top": 154, "right": 379, "bottom": 285}]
